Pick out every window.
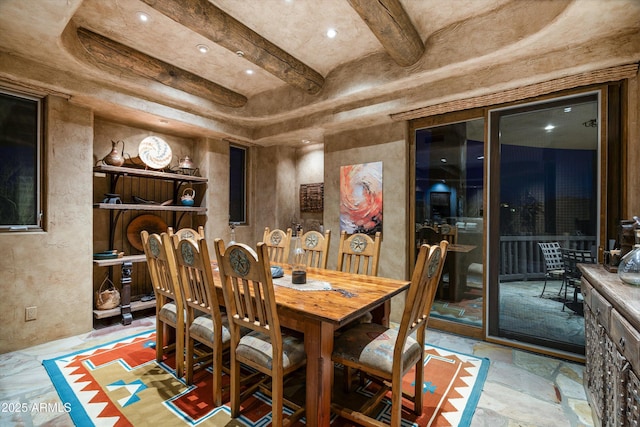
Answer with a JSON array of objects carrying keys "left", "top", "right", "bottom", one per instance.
[
  {"left": 0, "top": 89, "right": 43, "bottom": 231},
  {"left": 229, "top": 145, "right": 247, "bottom": 223}
]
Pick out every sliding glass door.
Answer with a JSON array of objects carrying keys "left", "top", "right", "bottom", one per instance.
[
  {"left": 414, "top": 116, "right": 485, "bottom": 329},
  {"left": 487, "top": 93, "right": 600, "bottom": 355}
]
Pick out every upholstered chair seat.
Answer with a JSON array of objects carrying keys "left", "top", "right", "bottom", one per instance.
[{"left": 332, "top": 323, "right": 422, "bottom": 375}]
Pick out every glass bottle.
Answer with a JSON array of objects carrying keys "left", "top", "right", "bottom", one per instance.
[
  {"left": 292, "top": 225, "right": 307, "bottom": 284},
  {"left": 229, "top": 222, "right": 236, "bottom": 245},
  {"left": 618, "top": 229, "right": 640, "bottom": 286}
]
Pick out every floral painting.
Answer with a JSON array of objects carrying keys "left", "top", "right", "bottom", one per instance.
[{"left": 340, "top": 162, "right": 382, "bottom": 234}]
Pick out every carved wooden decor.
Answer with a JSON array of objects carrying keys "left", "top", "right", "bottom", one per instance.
[
  {"left": 300, "top": 183, "right": 324, "bottom": 213},
  {"left": 347, "top": 0, "right": 424, "bottom": 67},
  {"left": 76, "top": 27, "right": 247, "bottom": 108},
  {"left": 141, "top": 0, "right": 325, "bottom": 95}
]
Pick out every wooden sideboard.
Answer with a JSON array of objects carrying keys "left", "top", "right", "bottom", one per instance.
[{"left": 580, "top": 264, "right": 640, "bottom": 426}]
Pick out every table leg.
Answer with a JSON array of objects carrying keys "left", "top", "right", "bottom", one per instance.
[
  {"left": 370, "top": 300, "right": 391, "bottom": 327},
  {"left": 120, "top": 261, "right": 133, "bottom": 325},
  {"left": 304, "top": 320, "right": 334, "bottom": 427},
  {"left": 450, "top": 253, "right": 470, "bottom": 302}
]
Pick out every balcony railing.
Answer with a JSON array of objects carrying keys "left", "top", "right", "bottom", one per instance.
[{"left": 499, "top": 235, "right": 596, "bottom": 281}]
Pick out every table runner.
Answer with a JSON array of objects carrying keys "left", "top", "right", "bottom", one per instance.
[{"left": 273, "top": 274, "right": 332, "bottom": 291}]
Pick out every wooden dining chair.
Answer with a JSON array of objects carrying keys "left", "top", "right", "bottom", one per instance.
[
  {"left": 213, "top": 239, "right": 307, "bottom": 427},
  {"left": 336, "top": 230, "right": 381, "bottom": 276},
  {"left": 331, "top": 240, "right": 449, "bottom": 427},
  {"left": 439, "top": 223, "right": 458, "bottom": 244},
  {"left": 167, "top": 225, "right": 205, "bottom": 241},
  {"left": 140, "top": 231, "right": 185, "bottom": 379},
  {"left": 416, "top": 225, "right": 441, "bottom": 248},
  {"left": 301, "top": 229, "right": 331, "bottom": 269},
  {"left": 172, "top": 236, "right": 230, "bottom": 406},
  {"left": 263, "top": 227, "right": 293, "bottom": 264}
]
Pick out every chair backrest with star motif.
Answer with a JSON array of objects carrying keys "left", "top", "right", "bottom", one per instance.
[
  {"left": 336, "top": 230, "right": 381, "bottom": 276},
  {"left": 300, "top": 229, "right": 331, "bottom": 269}
]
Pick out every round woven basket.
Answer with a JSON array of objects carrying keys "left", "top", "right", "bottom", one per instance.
[{"left": 95, "top": 276, "right": 121, "bottom": 310}]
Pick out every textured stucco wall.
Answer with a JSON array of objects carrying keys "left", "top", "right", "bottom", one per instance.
[
  {"left": 324, "top": 122, "right": 408, "bottom": 322},
  {"left": 252, "top": 145, "right": 298, "bottom": 245},
  {"left": 0, "top": 96, "right": 94, "bottom": 353},
  {"left": 297, "top": 144, "right": 325, "bottom": 233}
]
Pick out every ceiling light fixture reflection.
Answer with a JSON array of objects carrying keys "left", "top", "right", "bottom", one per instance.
[
  {"left": 196, "top": 44, "right": 209, "bottom": 53},
  {"left": 544, "top": 124, "right": 555, "bottom": 131},
  {"left": 326, "top": 28, "right": 337, "bottom": 38},
  {"left": 476, "top": 155, "right": 484, "bottom": 160},
  {"left": 564, "top": 107, "right": 572, "bottom": 113},
  {"left": 136, "top": 12, "right": 150, "bottom": 23},
  {"left": 440, "top": 158, "right": 447, "bottom": 163}
]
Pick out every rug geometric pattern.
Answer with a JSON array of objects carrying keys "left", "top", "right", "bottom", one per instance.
[{"left": 43, "top": 330, "right": 488, "bottom": 427}]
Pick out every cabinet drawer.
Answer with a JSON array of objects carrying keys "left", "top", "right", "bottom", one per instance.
[
  {"left": 590, "top": 289, "right": 612, "bottom": 332},
  {"left": 610, "top": 309, "right": 640, "bottom": 371}
]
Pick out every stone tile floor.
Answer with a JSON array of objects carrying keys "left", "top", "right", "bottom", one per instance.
[{"left": 0, "top": 317, "right": 593, "bottom": 426}]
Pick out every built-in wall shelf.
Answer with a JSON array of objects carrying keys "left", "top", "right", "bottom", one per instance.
[
  {"left": 93, "top": 165, "right": 207, "bottom": 183},
  {"left": 93, "top": 254, "right": 146, "bottom": 267},
  {"left": 92, "top": 163, "right": 208, "bottom": 325},
  {"left": 93, "top": 203, "right": 205, "bottom": 213},
  {"left": 93, "top": 299, "right": 155, "bottom": 320}
]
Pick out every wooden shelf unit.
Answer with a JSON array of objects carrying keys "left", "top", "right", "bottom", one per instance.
[{"left": 92, "top": 165, "right": 207, "bottom": 324}]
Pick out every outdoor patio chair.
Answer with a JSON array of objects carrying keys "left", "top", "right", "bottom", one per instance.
[{"left": 538, "top": 242, "right": 565, "bottom": 297}]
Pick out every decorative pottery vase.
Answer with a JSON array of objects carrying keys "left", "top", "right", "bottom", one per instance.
[{"left": 102, "top": 140, "right": 125, "bottom": 167}]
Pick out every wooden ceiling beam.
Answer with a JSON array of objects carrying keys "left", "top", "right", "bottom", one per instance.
[
  {"left": 141, "top": 0, "right": 325, "bottom": 95},
  {"left": 76, "top": 27, "right": 247, "bottom": 108},
  {"left": 348, "top": 0, "right": 424, "bottom": 67}
]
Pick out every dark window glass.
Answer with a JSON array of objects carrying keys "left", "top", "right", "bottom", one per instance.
[
  {"left": 229, "top": 145, "right": 246, "bottom": 223},
  {"left": 0, "top": 90, "right": 41, "bottom": 230}
]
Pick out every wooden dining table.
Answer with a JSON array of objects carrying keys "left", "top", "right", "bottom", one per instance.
[{"left": 211, "top": 262, "right": 410, "bottom": 427}]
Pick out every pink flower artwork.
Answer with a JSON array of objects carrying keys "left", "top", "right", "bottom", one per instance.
[{"left": 340, "top": 162, "right": 383, "bottom": 234}]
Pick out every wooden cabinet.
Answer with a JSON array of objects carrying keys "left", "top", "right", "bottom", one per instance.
[
  {"left": 581, "top": 265, "right": 640, "bottom": 426},
  {"left": 92, "top": 165, "right": 207, "bottom": 324}
]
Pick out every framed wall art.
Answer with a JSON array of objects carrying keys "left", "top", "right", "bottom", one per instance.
[
  {"left": 300, "top": 183, "right": 324, "bottom": 213},
  {"left": 339, "top": 161, "right": 382, "bottom": 235}
]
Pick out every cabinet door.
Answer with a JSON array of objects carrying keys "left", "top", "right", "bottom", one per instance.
[
  {"left": 610, "top": 309, "right": 640, "bottom": 373},
  {"left": 604, "top": 335, "right": 627, "bottom": 426},
  {"left": 627, "top": 369, "right": 640, "bottom": 426},
  {"left": 584, "top": 304, "right": 605, "bottom": 422}
]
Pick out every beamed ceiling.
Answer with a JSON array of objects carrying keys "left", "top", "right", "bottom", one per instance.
[{"left": 0, "top": 0, "right": 639, "bottom": 146}]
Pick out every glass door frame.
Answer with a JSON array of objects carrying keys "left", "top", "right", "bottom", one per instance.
[
  {"left": 409, "top": 108, "right": 487, "bottom": 340},
  {"left": 485, "top": 89, "right": 604, "bottom": 359}
]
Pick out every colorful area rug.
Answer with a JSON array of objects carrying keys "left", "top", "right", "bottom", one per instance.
[{"left": 43, "top": 330, "right": 488, "bottom": 426}]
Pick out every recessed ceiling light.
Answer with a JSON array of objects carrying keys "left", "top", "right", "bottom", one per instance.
[
  {"left": 245, "top": 69, "right": 254, "bottom": 75},
  {"left": 326, "top": 28, "right": 337, "bottom": 38},
  {"left": 196, "top": 44, "right": 209, "bottom": 53},
  {"left": 440, "top": 158, "right": 447, "bottom": 163},
  {"left": 136, "top": 12, "right": 150, "bottom": 23},
  {"left": 564, "top": 107, "right": 572, "bottom": 113},
  {"left": 544, "top": 124, "right": 555, "bottom": 131}
]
